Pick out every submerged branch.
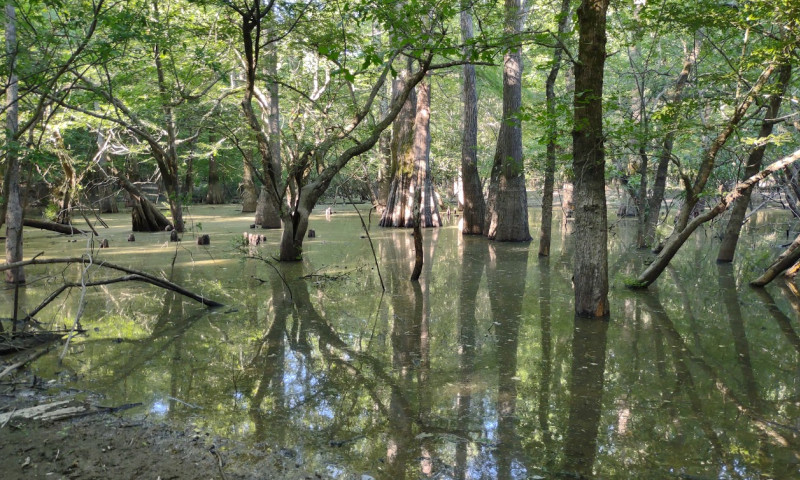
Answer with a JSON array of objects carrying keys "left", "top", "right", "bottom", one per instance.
[{"left": 0, "top": 256, "right": 223, "bottom": 308}]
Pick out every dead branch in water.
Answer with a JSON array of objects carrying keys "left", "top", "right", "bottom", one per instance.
[
  {"left": 23, "top": 218, "right": 91, "bottom": 235},
  {"left": 0, "top": 256, "right": 224, "bottom": 308}
]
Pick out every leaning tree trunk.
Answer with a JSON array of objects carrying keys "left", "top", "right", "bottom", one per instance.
[
  {"left": 633, "top": 147, "right": 800, "bottom": 288},
  {"left": 484, "top": 0, "right": 530, "bottom": 242},
  {"left": 4, "top": 1, "right": 24, "bottom": 284},
  {"left": 115, "top": 173, "right": 172, "bottom": 232},
  {"left": 460, "top": 3, "right": 484, "bottom": 235},
  {"left": 539, "top": 0, "right": 571, "bottom": 256},
  {"left": 572, "top": 0, "right": 610, "bottom": 317},
  {"left": 718, "top": 63, "right": 792, "bottom": 263},
  {"left": 206, "top": 152, "right": 225, "bottom": 204},
  {"left": 751, "top": 232, "right": 800, "bottom": 287}
]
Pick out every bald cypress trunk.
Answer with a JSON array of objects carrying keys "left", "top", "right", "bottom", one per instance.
[
  {"left": 572, "top": 0, "right": 610, "bottom": 317},
  {"left": 460, "top": 5, "right": 484, "bottom": 235},
  {"left": 484, "top": 0, "right": 531, "bottom": 242}
]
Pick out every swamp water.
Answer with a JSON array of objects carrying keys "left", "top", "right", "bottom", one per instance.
[{"left": 1, "top": 204, "right": 799, "bottom": 479}]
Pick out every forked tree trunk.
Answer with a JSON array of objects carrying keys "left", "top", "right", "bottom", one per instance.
[
  {"left": 572, "top": 0, "right": 610, "bottom": 316},
  {"left": 539, "top": 0, "right": 571, "bottom": 256},
  {"left": 717, "top": 63, "right": 791, "bottom": 263},
  {"left": 460, "top": 3, "right": 484, "bottom": 235},
  {"left": 484, "top": 0, "right": 530, "bottom": 242},
  {"left": 4, "top": 1, "right": 24, "bottom": 284}
]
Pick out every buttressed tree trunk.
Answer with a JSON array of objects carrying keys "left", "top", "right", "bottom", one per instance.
[
  {"left": 484, "top": 0, "right": 531, "bottom": 242},
  {"left": 460, "top": 3, "right": 484, "bottom": 235},
  {"left": 572, "top": 0, "right": 610, "bottom": 317},
  {"left": 717, "top": 63, "right": 792, "bottom": 263},
  {"left": 539, "top": 0, "right": 571, "bottom": 256},
  {"left": 4, "top": 1, "right": 25, "bottom": 284}
]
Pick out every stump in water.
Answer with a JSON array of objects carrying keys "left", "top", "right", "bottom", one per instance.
[
  {"left": 169, "top": 230, "right": 179, "bottom": 242},
  {"left": 127, "top": 234, "right": 135, "bottom": 242},
  {"left": 196, "top": 234, "right": 210, "bottom": 246},
  {"left": 99, "top": 239, "right": 110, "bottom": 248},
  {"left": 308, "top": 229, "right": 316, "bottom": 238},
  {"left": 242, "top": 232, "right": 266, "bottom": 246}
]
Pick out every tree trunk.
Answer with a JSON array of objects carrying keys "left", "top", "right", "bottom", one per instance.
[
  {"left": 539, "top": 0, "right": 571, "bottom": 256},
  {"left": 572, "top": 0, "right": 610, "bottom": 316},
  {"left": 115, "top": 172, "right": 172, "bottom": 232},
  {"left": 95, "top": 130, "right": 118, "bottom": 213},
  {"left": 484, "top": 0, "right": 531, "bottom": 242},
  {"left": 205, "top": 152, "right": 225, "bottom": 204},
  {"left": 182, "top": 149, "right": 194, "bottom": 204},
  {"left": 380, "top": 59, "right": 418, "bottom": 228},
  {"left": 640, "top": 38, "right": 700, "bottom": 248},
  {"left": 255, "top": 186, "right": 281, "bottom": 228},
  {"left": 460, "top": 4, "right": 484, "bottom": 235},
  {"left": 717, "top": 63, "right": 791, "bottom": 263},
  {"left": 413, "top": 73, "right": 441, "bottom": 228},
  {"left": 4, "top": 1, "right": 24, "bottom": 284},
  {"left": 240, "top": 152, "right": 258, "bottom": 212}
]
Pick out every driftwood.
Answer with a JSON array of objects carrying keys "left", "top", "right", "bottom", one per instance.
[
  {"left": 0, "top": 256, "right": 224, "bottom": 308},
  {"left": 0, "top": 400, "right": 141, "bottom": 424},
  {"left": 23, "top": 218, "right": 89, "bottom": 235}
]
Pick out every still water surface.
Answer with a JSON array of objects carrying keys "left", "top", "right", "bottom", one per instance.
[{"left": 2, "top": 205, "right": 799, "bottom": 479}]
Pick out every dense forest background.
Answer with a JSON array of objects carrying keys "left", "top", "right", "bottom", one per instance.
[{"left": 1, "top": 0, "right": 799, "bottom": 316}]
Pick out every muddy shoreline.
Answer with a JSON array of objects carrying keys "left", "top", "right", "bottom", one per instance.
[{"left": 0, "top": 363, "right": 327, "bottom": 480}]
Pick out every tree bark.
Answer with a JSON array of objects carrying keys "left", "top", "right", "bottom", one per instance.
[
  {"left": 539, "top": 0, "right": 571, "bottom": 256},
  {"left": 4, "top": 1, "right": 24, "bottom": 284},
  {"left": 95, "top": 129, "right": 119, "bottom": 213},
  {"left": 572, "top": 0, "right": 610, "bottom": 316},
  {"left": 460, "top": 4, "right": 484, "bottom": 235},
  {"left": 484, "top": 0, "right": 531, "bottom": 242},
  {"left": 717, "top": 63, "right": 791, "bottom": 262}
]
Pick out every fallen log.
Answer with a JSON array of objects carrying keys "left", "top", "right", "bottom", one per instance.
[
  {"left": 0, "top": 400, "right": 141, "bottom": 425},
  {"left": 23, "top": 218, "right": 90, "bottom": 235},
  {"left": 0, "top": 256, "right": 224, "bottom": 308}
]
